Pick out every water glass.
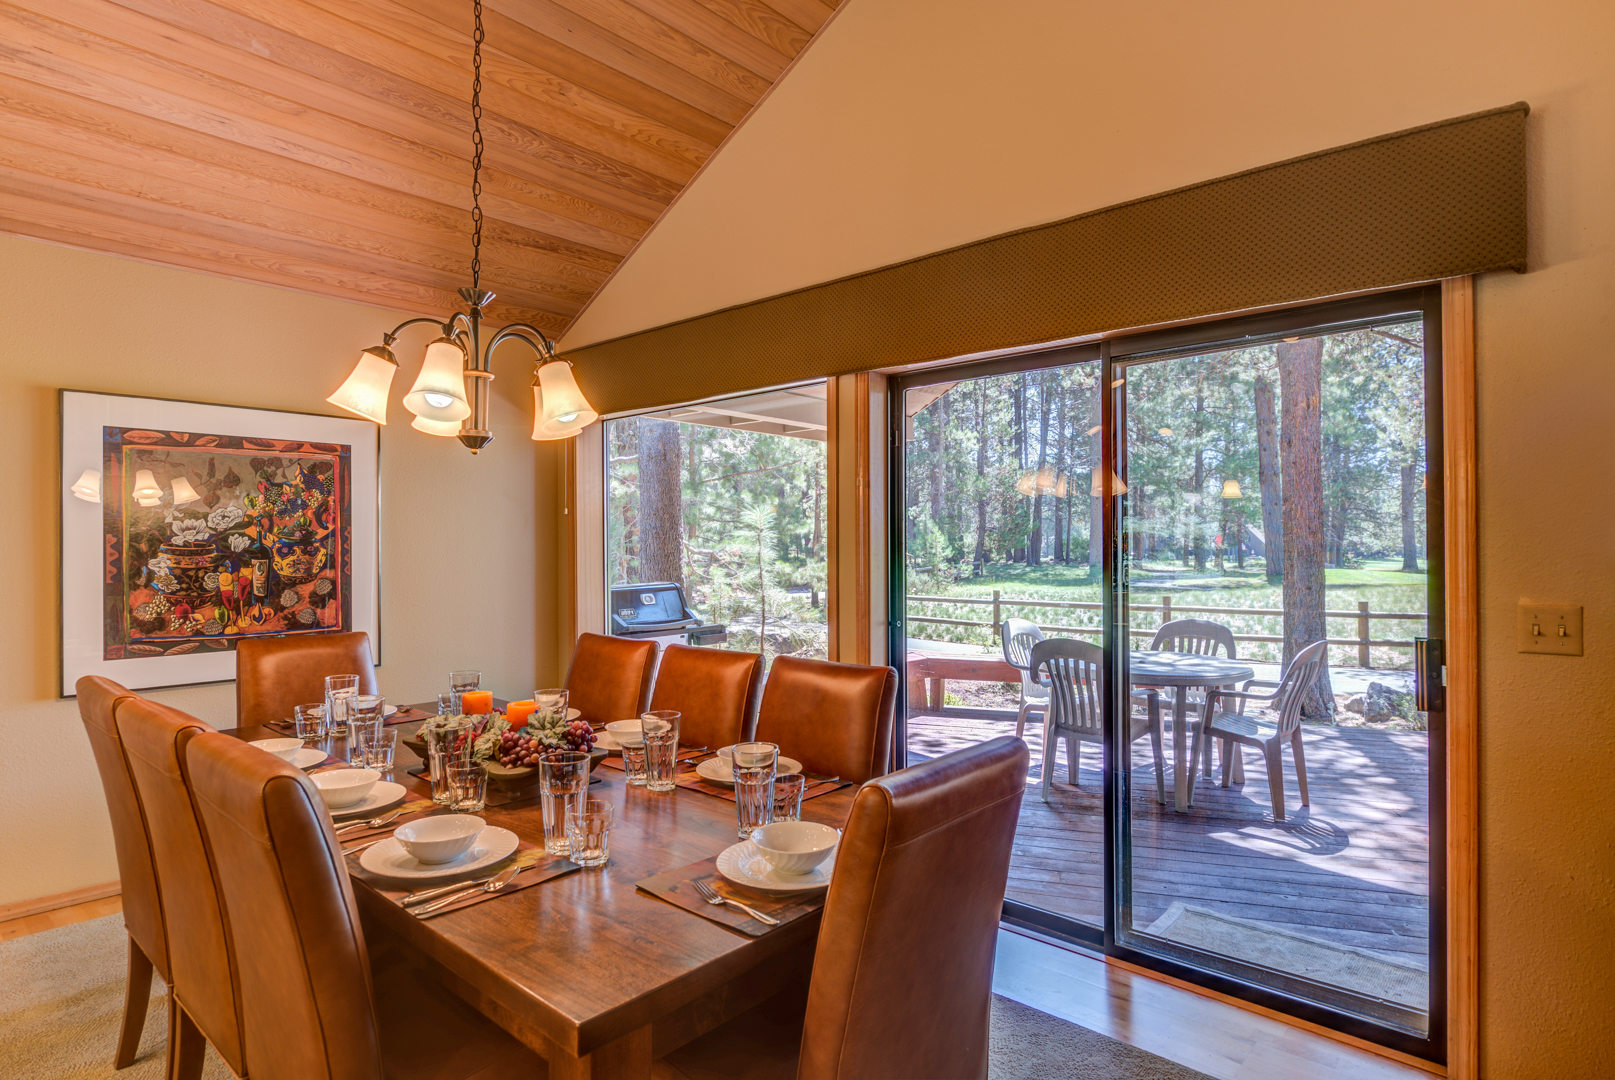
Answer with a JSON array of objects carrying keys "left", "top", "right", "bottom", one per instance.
[
  {"left": 620, "top": 736, "right": 648, "bottom": 787},
  {"left": 436, "top": 692, "right": 456, "bottom": 717},
  {"left": 445, "top": 759, "right": 487, "bottom": 813},
  {"left": 732, "top": 741, "right": 778, "bottom": 839},
  {"left": 772, "top": 774, "right": 806, "bottom": 822},
  {"left": 565, "top": 799, "right": 614, "bottom": 868},
  {"left": 641, "top": 710, "right": 681, "bottom": 793},
  {"left": 424, "top": 725, "right": 465, "bottom": 805},
  {"left": 359, "top": 730, "right": 397, "bottom": 771},
  {"left": 535, "top": 688, "right": 568, "bottom": 724},
  {"left": 324, "top": 674, "right": 359, "bottom": 737},
  {"left": 292, "top": 703, "right": 326, "bottom": 742},
  {"left": 449, "top": 670, "right": 480, "bottom": 712},
  {"left": 347, "top": 717, "right": 384, "bottom": 766},
  {"left": 539, "top": 751, "right": 591, "bottom": 856}
]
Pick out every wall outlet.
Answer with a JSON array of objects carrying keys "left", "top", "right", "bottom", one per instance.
[{"left": 1517, "top": 602, "right": 1584, "bottom": 656}]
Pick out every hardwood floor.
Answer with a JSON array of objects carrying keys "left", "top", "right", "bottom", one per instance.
[
  {"left": 993, "top": 928, "right": 1434, "bottom": 1080},
  {"left": 0, "top": 893, "right": 122, "bottom": 942},
  {"left": 910, "top": 713, "right": 1432, "bottom": 972}
]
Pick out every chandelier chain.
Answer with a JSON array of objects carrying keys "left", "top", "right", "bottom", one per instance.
[{"left": 469, "top": 0, "right": 485, "bottom": 295}]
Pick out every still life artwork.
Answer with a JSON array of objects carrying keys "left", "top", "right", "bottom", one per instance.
[
  {"left": 61, "top": 391, "right": 379, "bottom": 695},
  {"left": 104, "top": 429, "right": 352, "bottom": 658}
]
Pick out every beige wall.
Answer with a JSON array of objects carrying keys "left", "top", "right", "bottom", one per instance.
[
  {"left": 561, "top": 2, "right": 1615, "bottom": 1076},
  {"left": 0, "top": 234, "right": 567, "bottom": 906}
]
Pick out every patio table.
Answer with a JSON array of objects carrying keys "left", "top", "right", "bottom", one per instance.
[{"left": 1129, "top": 651, "right": 1255, "bottom": 811}]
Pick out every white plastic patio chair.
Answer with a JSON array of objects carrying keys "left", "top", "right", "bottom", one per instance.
[
  {"left": 1030, "top": 637, "right": 1165, "bottom": 805},
  {"left": 1149, "top": 617, "right": 1240, "bottom": 777},
  {"left": 1000, "top": 617, "right": 1048, "bottom": 739}
]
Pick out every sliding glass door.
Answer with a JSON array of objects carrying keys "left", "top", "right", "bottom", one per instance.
[{"left": 890, "top": 288, "right": 1446, "bottom": 1061}]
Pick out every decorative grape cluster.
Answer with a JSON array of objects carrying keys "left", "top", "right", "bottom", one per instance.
[{"left": 496, "top": 711, "right": 595, "bottom": 768}]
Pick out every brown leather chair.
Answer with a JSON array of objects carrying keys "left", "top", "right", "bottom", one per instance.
[
  {"left": 564, "top": 632, "right": 657, "bottom": 727},
  {"left": 76, "top": 677, "right": 170, "bottom": 1071},
  {"left": 235, "top": 630, "right": 378, "bottom": 728},
  {"left": 658, "top": 736, "right": 1030, "bottom": 1080},
  {"left": 752, "top": 657, "right": 898, "bottom": 783},
  {"left": 183, "top": 731, "right": 543, "bottom": 1080},
  {"left": 115, "top": 698, "right": 242, "bottom": 1080},
  {"left": 647, "top": 644, "right": 764, "bottom": 748}
]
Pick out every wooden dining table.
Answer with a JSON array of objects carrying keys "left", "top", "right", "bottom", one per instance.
[
  {"left": 226, "top": 708, "right": 857, "bottom": 1080},
  {"left": 1128, "top": 651, "right": 1256, "bottom": 811}
]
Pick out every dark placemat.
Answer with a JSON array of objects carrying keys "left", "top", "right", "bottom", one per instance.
[
  {"left": 329, "top": 796, "right": 438, "bottom": 841},
  {"left": 637, "top": 855, "right": 825, "bottom": 937},
  {"left": 350, "top": 839, "right": 580, "bottom": 919},
  {"left": 265, "top": 705, "right": 433, "bottom": 737},
  {"left": 601, "top": 755, "right": 850, "bottom": 806}
]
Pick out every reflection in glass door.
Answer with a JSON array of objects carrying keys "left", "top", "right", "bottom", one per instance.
[{"left": 1109, "top": 296, "right": 1443, "bottom": 1046}]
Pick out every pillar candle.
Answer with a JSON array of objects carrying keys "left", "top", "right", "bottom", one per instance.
[
  {"left": 461, "top": 690, "right": 493, "bottom": 715},
  {"left": 505, "top": 700, "right": 536, "bottom": 727}
]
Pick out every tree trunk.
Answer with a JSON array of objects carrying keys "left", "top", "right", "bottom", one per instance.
[
  {"left": 811, "top": 471, "right": 823, "bottom": 607},
  {"left": 1253, "top": 374, "right": 1284, "bottom": 583},
  {"left": 974, "top": 383, "right": 988, "bottom": 568},
  {"left": 1192, "top": 383, "right": 1206, "bottom": 570},
  {"left": 1087, "top": 386, "right": 1103, "bottom": 572},
  {"left": 1278, "top": 339, "right": 1335, "bottom": 720},
  {"left": 1029, "top": 374, "right": 1051, "bottom": 565},
  {"left": 637, "top": 417, "right": 685, "bottom": 588},
  {"left": 1400, "top": 463, "right": 1419, "bottom": 571}
]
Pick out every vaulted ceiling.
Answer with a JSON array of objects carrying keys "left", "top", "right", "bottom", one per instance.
[{"left": 0, "top": 0, "right": 842, "bottom": 333}]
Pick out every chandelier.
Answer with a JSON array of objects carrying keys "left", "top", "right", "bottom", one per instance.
[{"left": 325, "top": 0, "right": 596, "bottom": 452}]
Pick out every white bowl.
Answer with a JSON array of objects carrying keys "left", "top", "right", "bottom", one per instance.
[
  {"left": 311, "top": 768, "right": 380, "bottom": 808},
  {"left": 750, "top": 821, "right": 840, "bottom": 876},
  {"left": 394, "top": 814, "right": 485, "bottom": 865},
  {"left": 250, "top": 738, "right": 305, "bottom": 762},
  {"left": 604, "top": 720, "right": 643, "bottom": 736}
]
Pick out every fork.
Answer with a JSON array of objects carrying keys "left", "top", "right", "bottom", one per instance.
[
  {"left": 692, "top": 878, "right": 778, "bottom": 925},
  {"left": 414, "top": 864, "right": 524, "bottom": 915},
  {"left": 334, "top": 809, "right": 406, "bottom": 833}
]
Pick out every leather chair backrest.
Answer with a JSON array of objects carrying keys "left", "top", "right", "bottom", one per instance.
[
  {"left": 799, "top": 737, "right": 1029, "bottom": 1080},
  {"left": 564, "top": 633, "right": 657, "bottom": 727},
  {"left": 186, "top": 732, "right": 382, "bottom": 1080},
  {"left": 235, "top": 631, "right": 379, "bottom": 728},
  {"left": 647, "top": 644, "right": 763, "bottom": 747},
  {"left": 753, "top": 657, "right": 898, "bottom": 783},
  {"left": 76, "top": 676, "right": 169, "bottom": 982},
  {"left": 115, "top": 698, "right": 245, "bottom": 1075}
]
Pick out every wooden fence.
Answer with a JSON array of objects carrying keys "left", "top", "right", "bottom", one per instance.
[{"left": 906, "top": 591, "right": 1427, "bottom": 668}]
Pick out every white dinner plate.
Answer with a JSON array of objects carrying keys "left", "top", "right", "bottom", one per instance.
[
  {"left": 385, "top": 705, "right": 397, "bottom": 717},
  {"left": 695, "top": 756, "right": 802, "bottom": 786},
  {"left": 358, "top": 826, "right": 519, "bottom": 881},
  {"left": 716, "top": 840, "right": 836, "bottom": 893},
  {"left": 330, "top": 781, "right": 407, "bottom": 821},
  {"left": 594, "top": 730, "right": 622, "bottom": 752},
  {"left": 288, "top": 747, "right": 329, "bottom": 770}
]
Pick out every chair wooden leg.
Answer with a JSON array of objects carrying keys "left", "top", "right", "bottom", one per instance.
[
  {"left": 1291, "top": 729, "right": 1310, "bottom": 806},
  {"left": 169, "top": 998, "right": 206, "bottom": 1080},
  {"left": 115, "top": 935, "right": 155, "bottom": 1069},
  {"left": 1264, "top": 741, "right": 1286, "bottom": 822}
]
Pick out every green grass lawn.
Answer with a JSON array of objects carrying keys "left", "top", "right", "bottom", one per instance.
[{"left": 906, "top": 556, "right": 1428, "bottom": 667}]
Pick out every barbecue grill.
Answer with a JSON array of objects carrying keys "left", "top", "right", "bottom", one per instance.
[{"left": 609, "top": 582, "right": 726, "bottom": 647}]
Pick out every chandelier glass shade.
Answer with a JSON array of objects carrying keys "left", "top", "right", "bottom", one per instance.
[
  {"left": 535, "top": 361, "right": 599, "bottom": 437},
  {"left": 327, "top": 345, "right": 398, "bottom": 424}
]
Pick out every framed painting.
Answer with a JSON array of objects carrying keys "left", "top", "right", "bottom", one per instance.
[{"left": 60, "top": 390, "right": 379, "bottom": 696}]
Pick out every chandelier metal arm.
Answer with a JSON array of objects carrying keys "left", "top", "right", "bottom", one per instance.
[{"left": 383, "top": 316, "right": 453, "bottom": 344}]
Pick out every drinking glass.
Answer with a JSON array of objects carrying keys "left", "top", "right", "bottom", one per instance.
[
  {"left": 538, "top": 751, "right": 591, "bottom": 856},
  {"left": 445, "top": 759, "right": 487, "bottom": 813},
  {"left": 772, "top": 774, "right": 806, "bottom": 822},
  {"left": 641, "top": 710, "right": 681, "bottom": 793},
  {"left": 436, "top": 692, "right": 456, "bottom": 717},
  {"left": 424, "top": 725, "right": 465, "bottom": 805},
  {"left": 565, "top": 799, "right": 614, "bottom": 868},
  {"left": 292, "top": 703, "right": 326, "bottom": 742},
  {"left": 620, "top": 735, "right": 648, "bottom": 787},
  {"left": 534, "top": 688, "right": 568, "bottom": 724},
  {"left": 324, "top": 674, "right": 359, "bottom": 737},
  {"left": 449, "top": 670, "right": 480, "bottom": 712},
  {"left": 348, "top": 696, "right": 385, "bottom": 766},
  {"left": 360, "top": 731, "right": 397, "bottom": 771},
  {"left": 732, "top": 742, "right": 777, "bottom": 839}
]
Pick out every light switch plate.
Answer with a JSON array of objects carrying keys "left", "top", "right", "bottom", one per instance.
[{"left": 1517, "top": 602, "right": 1584, "bottom": 656}]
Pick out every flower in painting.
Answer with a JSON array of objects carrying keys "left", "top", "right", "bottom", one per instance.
[
  {"left": 226, "top": 534, "right": 251, "bottom": 553},
  {"left": 296, "top": 607, "right": 317, "bottom": 625},
  {"left": 280, "top": 589, "right": 300, "bottom": 608},
  {"left": 207, "top": 504, "right": 244, "bottom": 531},
  {"left": 170, "top": 520, "right": 212, "bottom": 544}
]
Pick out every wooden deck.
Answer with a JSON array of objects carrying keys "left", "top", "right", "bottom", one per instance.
[{"left": 907, "top": 714, "right": 1431, "bottom": 974}]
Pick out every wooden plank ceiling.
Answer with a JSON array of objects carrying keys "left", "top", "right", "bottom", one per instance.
[{"left": 0, "top": 0, "right": 841, "bottom": 333}]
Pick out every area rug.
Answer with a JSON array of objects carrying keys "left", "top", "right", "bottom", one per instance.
[
  {"left": 1146, "top": 902, "right": 1428, "bottom": 1008},
  {"left": 989, "top": 994, "right": 1216, "bottom": 1079},
  {"left": 0, "top": 915, "right": 231, "bottom": 1079},
  {"left": 5, "top": 915, "right": 1212, "bottom": 1080}
]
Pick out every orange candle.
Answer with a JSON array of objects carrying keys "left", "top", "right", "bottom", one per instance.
[
  {"left": 505, "top": 700, "right": 536, "bottom": 727},
  {"left": 461, "top": 690, "right": 493, "bottom": 715}
]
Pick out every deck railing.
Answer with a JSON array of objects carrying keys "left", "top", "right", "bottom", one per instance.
[{"left": 906, "top": 591, "right": 1426, "bottom": 668}]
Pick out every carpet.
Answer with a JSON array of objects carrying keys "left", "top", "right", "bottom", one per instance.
[
  {"left": 1146, "top": 902, "right": 1428, "bottom": 1008},
  {"left": 0, "top": 915, "right": 232, "bottom": 1080},
  {"left": 4, "top": 915, "right": 1214, "bottom": 1080},
  {"left": 989, "top": 994, "right": 1216, "bottom": 1079}
]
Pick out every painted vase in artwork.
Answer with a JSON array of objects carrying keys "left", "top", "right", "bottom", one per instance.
[
  {"left": 271, "top": 528, "right": 328, "bottom": 586},
  {"left": 152, "top": 541, "right": 220, "bottom": 601}
]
